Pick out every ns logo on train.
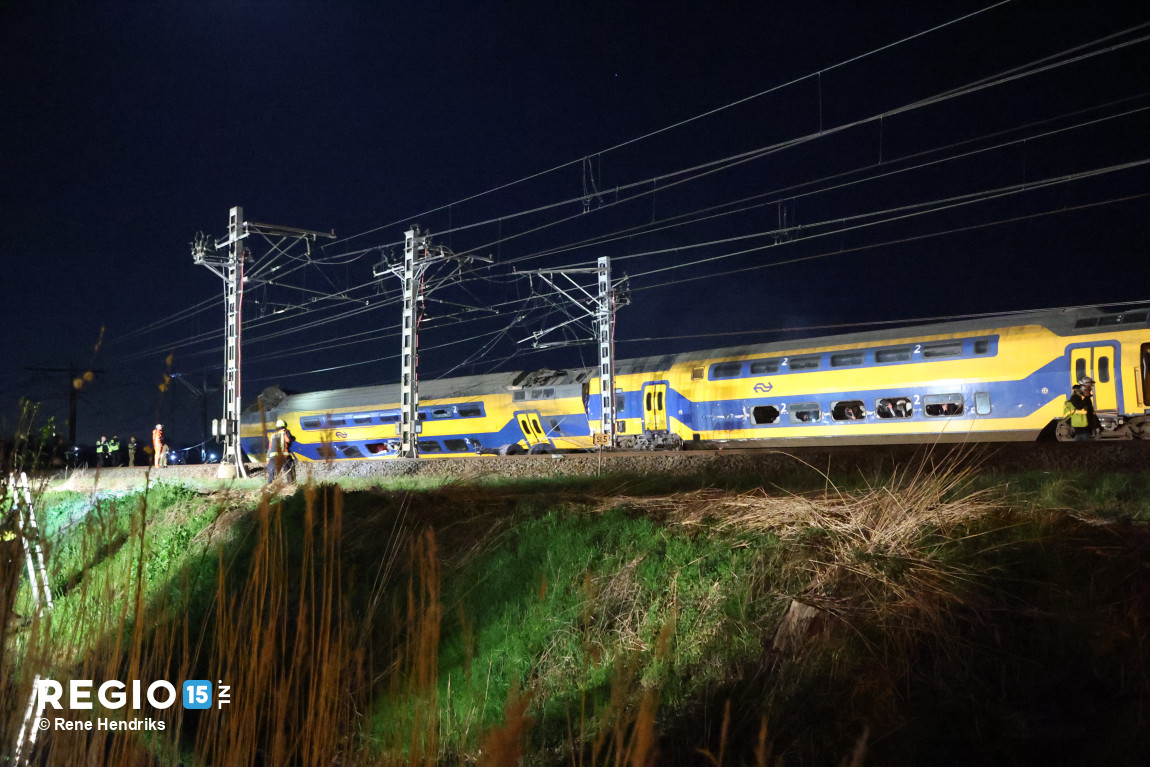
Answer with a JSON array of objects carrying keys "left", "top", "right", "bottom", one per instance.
[{"left": 753, "top": 382, "right": 774, "bottom": 393}]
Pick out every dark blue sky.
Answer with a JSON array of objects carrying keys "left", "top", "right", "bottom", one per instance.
[{"left": 2, "top": 1, "right": 1149, "bottom": 447}]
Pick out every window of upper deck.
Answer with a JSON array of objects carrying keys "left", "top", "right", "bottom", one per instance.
[
  {"left": 788, "top": 355, "right": 821, "bottom": 370},
  {"left": 710, "top": 362, "right": 743, "bottom": 379}
]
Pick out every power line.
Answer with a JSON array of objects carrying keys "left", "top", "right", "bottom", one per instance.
[{"left": 324, "top": 1, "right": 1014, "bottom": 250}]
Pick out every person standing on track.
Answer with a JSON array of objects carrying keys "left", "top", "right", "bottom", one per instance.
[
  {"left": 266, "top": 419, "right": 295, "bottom": 484},
  {"left": 152, "top": 424, "right": 164, "bottom": 467}
]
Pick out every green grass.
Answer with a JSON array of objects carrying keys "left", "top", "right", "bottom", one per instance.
[{"left": 6, "top": 463, "right": 1150, "bottom": 765}]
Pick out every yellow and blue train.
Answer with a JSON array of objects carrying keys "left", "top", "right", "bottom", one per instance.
[{"left": 241, "top": 306, "right": 1150, "bottom": 461}]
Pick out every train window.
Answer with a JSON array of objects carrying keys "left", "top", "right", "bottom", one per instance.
[
  {"left": 378, "top": 413, "right": 400, "bottom": 424},
  {"left": 513, "top": 391, "right": 526, "bottom": 402},
  {"left": 1075, "top": 359, "right": 1086, "bottom": 382},
  {"left": 750, "top": 359, "right": 781, "bottom": 375},
  {"left": 531, "top": 420, "right": 544, "bottom": 436},
  {"left": 973, "top": 339, "right": 991, "bottom": 354},
  {"left": 645, "top": 391, "right": 651, "bottom": 411},
  {"left": 338, "top": 445, "right": 364, "bottom": 458},
  {"left": 830, "top": 352, "right": 864, "bottom": 368},
  {"left": 875, "top": 397, "right": 912, "bottom": 418},
  {"left": 300, "top": 416, "right": 322, "bottom": 430},
  {"left": 429, "top": 408, "right": 453, "bottom": 420},
  {"left": 789, "top": 402, "right": 821, "bottom": 423},
  {"left": 922, "top": 342, "right": 962, "bottom": 358},
  {"left": 417, "top": 412, "right": 427, "bottom": 421},
  {"left": 317, "top": 444, "right": 337, "bottom": 459},
  {"left": 616, "top": 394, "right": 626, "bottom": 411},
  {"left": 365, "top": 442, "right": 394, "bottom": 455},
  {"left": 418, "top": 441, "right": 443, "bottom": 453},
  {"left": 548, "top": 417, "right": 564, "bottom": 435},
  {"left": 1123, "top": 311, "right": 1148, "bottom": 324},
  {"left": 657, "top": 391, "right": 664, "bottom": 410},
  {"left": 752, "top": 405, "right": 779, "bottom": 424},
  {"left": 974, "top": 392, "right": 991, "bottom": 415},
  {"left": 1098, "top": 315, "right": 1124, "bottom": 327},
  {"left": 457, "top": 404, "right": 483, "bottom": 418},
  {"left": 711, "top": 362, "right": 743, "bottom": 379},
  {"left": 326, "top": 415, "right": 347, "bottom": 427},
  {"left": 924, "top": 394, "right": 964, "bottom": 417},
  {"left": 618, "top": 421, "right": 627, "bottom": 433},
  {"left": 1098, "top": 356, "right": 1110, "bottom": 384},
  {"left": 1074, "top": 317, "right": 1099, "bottom": 328},
  {"left": 875, "top": 347, "right": 912, "bottom": 363},
  {"left": 443, "top": 439, "right": 471, "bottom": 452},
  {"left": 353, "top": 414, "right": 374, "bottom": 426},
  {"left": 789, "top": 356, "right": 821, "bottom": 370},
  {"left": 691, "top": 366, "right": 704, "bottom": 380},
  {"left": 831, "top": 400, "right": 866, "bottom": 421}
]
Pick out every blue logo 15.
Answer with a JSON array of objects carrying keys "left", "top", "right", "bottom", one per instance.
[
  {"left": 182, "top": 680, "right": 212, "bottom": 709},
  {"left": 753, "top": 382, "right": 773, "bottom": 393}
]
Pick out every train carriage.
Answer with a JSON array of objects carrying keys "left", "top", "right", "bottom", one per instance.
[
  {"left": 594, "top": 307, "right": 1150, "bottom": 447},
  {"left": 241, "top": 369, "right": 595, "bottom": 461},
  {"left": 242, "top": 306, "right": 1150, "bottom": 463}
]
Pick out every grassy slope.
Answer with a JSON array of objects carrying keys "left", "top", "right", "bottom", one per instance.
[{"left": 5, "top": 467, "right": 1150, "bottom": 765}]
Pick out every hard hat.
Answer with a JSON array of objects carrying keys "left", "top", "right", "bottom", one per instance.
[
  {"left": 1078, "top": 376, "right": 1095, "bottom": 385},
  {"left": 276, "top": 419, "right": 286, "bottom": 428},
  {"left": 155, "top": 424, "right": 162, "bottom": 429}
]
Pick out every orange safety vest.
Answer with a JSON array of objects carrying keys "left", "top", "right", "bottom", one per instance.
[
  {"left": 152, "top": 428, "right": 163, "bottom": 449},
  {"left": 268, "top": 428, "right": 292, "bottom": 458}
]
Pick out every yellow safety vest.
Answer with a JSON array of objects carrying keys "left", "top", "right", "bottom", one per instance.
[{"left": 1063, "top": 399, "right": 1089, "bottom": 428}]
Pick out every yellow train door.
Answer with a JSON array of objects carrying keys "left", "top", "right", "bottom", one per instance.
[
  {"left": 515, "top": 411, "right": 548, "bottom": 447},
  {"left": 642, "top": 384, "right": 668, "bottom": 432},
  {"left": 1071, "top": 345, "right": 1118, "bottom": 410}
]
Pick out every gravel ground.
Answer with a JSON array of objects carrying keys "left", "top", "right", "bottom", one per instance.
[{"left": 49, "top": 442, "right": 1150, "bottom": 493}]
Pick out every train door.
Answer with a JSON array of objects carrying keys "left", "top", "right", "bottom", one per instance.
[
  {"left": 642, "top": 383, "right": 668, "bottom": 432},
  {"left": 514, "top": 410, "right": 550, "bottom": 448},
  {"left": 1071, "top": 345, "right": 1118, "bottom": 410}
]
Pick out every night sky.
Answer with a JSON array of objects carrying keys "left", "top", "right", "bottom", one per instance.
[{"left": 2, "top": 1, "right": 1149, "bottom": 450}]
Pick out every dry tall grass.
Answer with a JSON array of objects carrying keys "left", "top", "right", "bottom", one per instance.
[{"left": 1, "top": 478, "right": 404, "bottom": 766}]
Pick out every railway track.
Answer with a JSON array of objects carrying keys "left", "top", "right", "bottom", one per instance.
[{"left": 52, "top": 441, "right": 1150, "bottom": 493}]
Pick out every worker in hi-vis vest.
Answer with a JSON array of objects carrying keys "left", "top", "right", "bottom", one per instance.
[
  {"left": 266, "top": 419, "right": 295, "bottom": 484},
  {"left": 152, "top": 424, "right": 164, "bottom": 467}
]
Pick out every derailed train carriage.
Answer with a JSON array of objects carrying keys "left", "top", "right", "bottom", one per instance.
[{"left": 240, "top": 306, "right": 1150, "bottom": 461}]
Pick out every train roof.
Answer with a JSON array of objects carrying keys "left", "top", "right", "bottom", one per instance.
[
  {"left": 613, "top": 305, "right": 1150, "bottom": 374},
  {"left": 250, "top": 368, "right": 595, "bottom": 414}
]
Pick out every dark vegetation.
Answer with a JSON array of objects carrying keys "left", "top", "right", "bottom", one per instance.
[{"left": 3, "top": 451, "right": 1150, "bottom": 765}]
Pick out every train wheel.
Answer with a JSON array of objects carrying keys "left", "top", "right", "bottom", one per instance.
[
  {"left": 528, "top": 443, "right": 552, "bottom": 455},
  {"left": 499, "top": 444, "right": 526, "bottom": 456},
  {"left": 1055, "top": 420, "right": 1075, "bottom": 442},
  {"left": 1129, "top": 417, "right": 1150, "bottom": 440}
]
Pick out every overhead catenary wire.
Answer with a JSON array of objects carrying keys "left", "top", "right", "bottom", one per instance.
[
  {"left": 109, "top": 26, "right": 1150, "bottom": 367},
  {"left": 89, "top": 13, "right": 1150, "bottom": 393},
  {"left": 113, "top": 85, "right": 1150, "bottom": 369},
  {"left": 323, "top": 0, "right": 1015, "bottom": 251}
]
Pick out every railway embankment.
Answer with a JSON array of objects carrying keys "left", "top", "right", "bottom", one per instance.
[{"left": 51, "top": 441, "right": 1150, "bottom": 492}]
